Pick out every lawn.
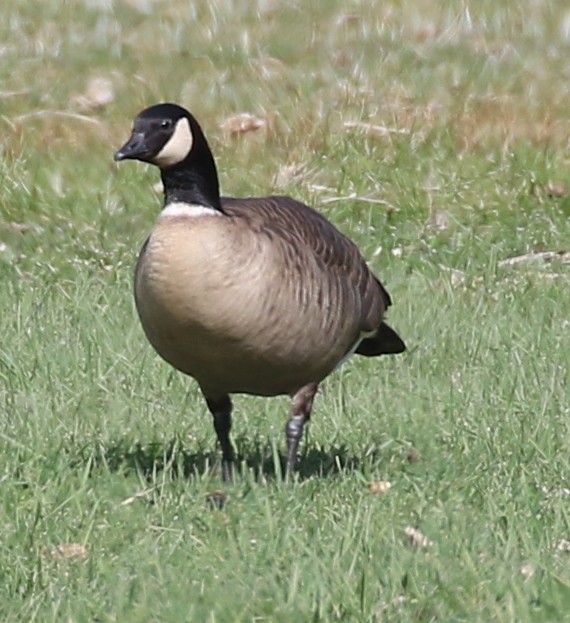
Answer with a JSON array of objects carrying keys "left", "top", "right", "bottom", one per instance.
[{"left": 0, "top": 0, "right": 569, "bottom": 621}]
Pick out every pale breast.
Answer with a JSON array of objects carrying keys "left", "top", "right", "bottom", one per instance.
[{"left": 134, "top": 214, "right": 363, "bottom": 395}]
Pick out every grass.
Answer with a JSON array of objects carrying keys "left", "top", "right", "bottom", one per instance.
[{"left": 1, "top": 0, "right": 569, "bottom": 620}]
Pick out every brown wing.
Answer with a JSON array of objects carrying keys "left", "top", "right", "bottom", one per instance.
[{"left": 220, "top": 195, "right": 394, "bottom": 339}]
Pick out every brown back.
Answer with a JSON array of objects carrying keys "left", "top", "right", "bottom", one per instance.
[{"left": 221, "top": 195, "right": 391, "bottom": 335}]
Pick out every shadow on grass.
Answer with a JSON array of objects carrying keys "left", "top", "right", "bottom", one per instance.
[{"left": 88, "top": 435, "right": 367, "bottom": 483}]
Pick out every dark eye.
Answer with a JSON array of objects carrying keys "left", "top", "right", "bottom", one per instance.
[{"left": 160, "top": 119, "right": 171, "bottom": 129}]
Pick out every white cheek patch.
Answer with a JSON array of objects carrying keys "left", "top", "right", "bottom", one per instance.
[
  {"left": 159, "top": 201, "right": 221, "bottom": 219},
  {"left": 153, "top": 117, "right": 193, "bottom": 168}
]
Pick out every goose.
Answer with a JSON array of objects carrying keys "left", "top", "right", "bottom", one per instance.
[{"left": 114, "top": 103, "right": 406, "bottom": 481}]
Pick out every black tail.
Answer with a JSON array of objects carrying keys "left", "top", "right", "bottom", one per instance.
[{"left": 356, "top": 322, "right": 406, "bottom": 356}]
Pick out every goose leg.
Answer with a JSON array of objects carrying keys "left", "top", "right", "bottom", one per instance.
[
  {"left": 205, "top": 394, "right": 235, "bottom": 483},
  {"left": 285, "top": 382, "right": 319, "bottom": 475}
]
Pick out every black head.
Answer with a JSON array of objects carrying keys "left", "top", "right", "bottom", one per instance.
[
  {"left": 114, "top": 103, "right": 222, "bottom": 210},
  {"left": 114, "top": 103, "right": 201, "bottom": 167}
]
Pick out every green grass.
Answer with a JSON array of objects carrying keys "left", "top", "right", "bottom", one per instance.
[{"left": 1, "top": 0, "right": 569, "bottom": 621}]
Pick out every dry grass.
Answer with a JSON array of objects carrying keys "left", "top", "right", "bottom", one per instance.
[{"left": 1, "top": 0, "right": 568, "bottom": 161}]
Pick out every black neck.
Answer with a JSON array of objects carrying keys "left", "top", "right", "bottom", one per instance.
[{"left": 161, "top": 158, "right": 223, "bottom": 211}]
